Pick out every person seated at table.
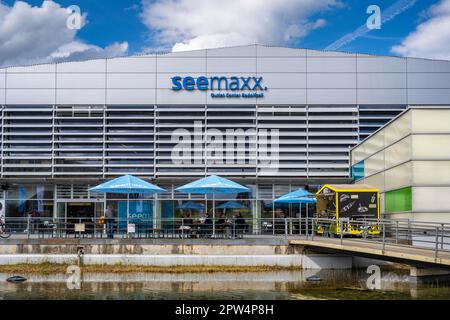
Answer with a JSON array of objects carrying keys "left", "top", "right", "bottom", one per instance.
[
  {"left": 233, "top": 212, "right": 247, "bottom": 237},
  {"left": 274, "top": 211, "right": 286, "bottom": 234},
  {"left": 184, "top": 213, "right": 193, "bottom": 228},
  {"left": 216, "top": 212, "right": 227, "bottom": 234},
  {"left": 199, "top": 213, "right": 206, "bottom": 224},
  {"left": 178, "top": 213, "right": 193, "bottom": 238},
  {"left": 200, "top": 213, "right": 213, "bottom": 237},
  {"left": 105, "top": 205, "right": 115, "bottom": 239}
]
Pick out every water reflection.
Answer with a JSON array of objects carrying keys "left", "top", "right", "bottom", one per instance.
[{"left": 0, "top": 270, "right": 449, "bottom": 300}]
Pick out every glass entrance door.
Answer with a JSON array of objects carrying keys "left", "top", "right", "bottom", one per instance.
[
  {"left": 57, "top": 202, "right": 104, "bottom": 219},
  {"left": 56, "top": 201, "right": 104, "bottom": 233}
]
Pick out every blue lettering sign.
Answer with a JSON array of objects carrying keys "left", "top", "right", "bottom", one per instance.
[
  {"left": 171, "top": 76, "right": 267, "bottom": 92},
  {"left": 171, "top": 76, "right": 182, "bottom": 91},
  {"left": 183, "top": 76, "right": 195, "bottom": 91},
  {"left": 197, "top": 76, "right": 208, "bottom": 90}
]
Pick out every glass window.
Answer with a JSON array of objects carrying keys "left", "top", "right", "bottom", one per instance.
[
  {"left": 6, "top": 199, "right": 53, "bottom": 218},
  {"left": 351, "top": 160, "right": 365, "bottom": 181},
  {"left": 8, "top": 185, "right": 54, "bottom": 200}
]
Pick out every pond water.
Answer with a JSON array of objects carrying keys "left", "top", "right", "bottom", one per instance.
[{"left": 0, "top": 270, "right": 449, "bottom": 300}]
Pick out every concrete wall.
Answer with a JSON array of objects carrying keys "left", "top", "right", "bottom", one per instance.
[
  {"left": 0, "top": 253, "right": 352, "bottom": 269},
  {"left": 0, "top": 242, "right": 353, "bottom": 269},
  {"left": 0, "top": 243, "right": 297, "bottom": 255}
]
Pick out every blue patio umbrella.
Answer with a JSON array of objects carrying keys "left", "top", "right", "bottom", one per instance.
[
  {"left": 175, "top": 175, "right": 250, "bottom": 234},
  {"left": 89, "top": 174, "right": 166, "bottom": 194},
  {"left": 89, "top": 175, "right": 166, "bottom": 233},
  {"left": 273, "top": 188, "right": 316, "bottom": 204},
  {"left": 273, "top": 188, "right": 316, "bottom": 223},
  {"left": 175, "top": 175, "right": 250, "bottom": 194},
  {"left": 177, "top": 201, "right": 205, "bottom": 211},
  {"left": 216, "top": 201, "right": 247, "bottom": 210},
  {"left": 274, "top": 196, "right": 316, "bottom": 204}
]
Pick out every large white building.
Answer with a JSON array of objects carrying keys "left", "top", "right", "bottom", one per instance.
[
  {"left": 352, "top": 107, "right": 450, "bottom": 223},
  {"left": 1, "top": 44, "right": 449, "bottom": 227}
]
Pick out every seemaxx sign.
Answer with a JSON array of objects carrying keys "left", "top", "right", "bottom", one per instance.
[{"left": 171, "top": 76, "right": 267, "bottom": 98}]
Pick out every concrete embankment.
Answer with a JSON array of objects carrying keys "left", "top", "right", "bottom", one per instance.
[{"left": 0, "top": 238, "right": 383, "bottom": 269}]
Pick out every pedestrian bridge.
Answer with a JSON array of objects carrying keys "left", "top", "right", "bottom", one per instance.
[{"left": 289, "top": 237, "right": 450, "bottom": 269}]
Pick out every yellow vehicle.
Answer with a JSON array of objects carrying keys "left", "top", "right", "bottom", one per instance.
[{"left": 315, "top": 184, "right": 380, "bottom": 237}]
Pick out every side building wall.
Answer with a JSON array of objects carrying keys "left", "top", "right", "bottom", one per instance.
[{"left": 351, "top": 107, "right": 450, "bottom": 223}]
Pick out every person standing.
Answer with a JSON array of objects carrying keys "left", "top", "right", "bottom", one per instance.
[
  {"left": 105, "top": 205, "right": 115, "bottom": 239},
  {"left": 234, "top": 212, "right": 247, "bottom": 237},
  {"left": 30, "top": 209, "right": 40, "bottom": 233}
]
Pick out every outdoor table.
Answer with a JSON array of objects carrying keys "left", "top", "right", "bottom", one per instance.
[
  {"left": 216, "top": 222, "right": 233, "bottom": 238},
  {"left": 83, "top": 221, "right": 105, "bottom": 238},
  {"left": 144, "top": 228, "right": 164, "bottom": 238},
  {"left": 46, "top": 221, "right": 65, "bottom": 238},
  {"left": 177, "top": 225, "right": 193, "bottom": 238},
  {"left": 131, "top": 221, "right": 147, "bottom": 238},
  {"left": 37, "top": 221, "right": 57, "bottom": 239}
]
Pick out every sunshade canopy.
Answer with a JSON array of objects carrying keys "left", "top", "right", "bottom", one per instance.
[
  {"left": 177, "top": 201, "right": 205, "bottom": 210},
  {"left": 274, "top": 197, "right": 317, "bottom": 204},
  {"left": 216, "top": 201, "right": 247, "bottom": 209},
  {"left": 274, "top": 188, "right": 317, "bottom": 204},
  {"left": 175, "top": 175, "right": 250, "bottom": 195},
  {"left": 89, "top": 175, "right": 166, "bottom": 194}
]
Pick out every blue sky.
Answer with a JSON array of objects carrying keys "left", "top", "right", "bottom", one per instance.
[{"left": 0, "top": 0, "right": 449, "bottom": 67}]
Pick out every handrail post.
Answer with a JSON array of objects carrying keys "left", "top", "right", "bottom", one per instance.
[
  {"left": 181, "top": 218, "right": 184, "bottom": 239},
  {"left": 435, "top": 226, "right": 439, "bottom": 260},
  {"left": 311, "top": 218, "right": 314, "bottom": 241},
  {"left": 284, "top": 218, "right": 288, "bottom": 240},
  {"left": 305, "top": 217, "right": 309, "bottom": 240},
  {"left": 299, "top": 217, "right": 302, "bottom": 235},
  {"left": 340, "top": 219, "right": 343, "bottom": 245},
  {"left": 408, "top": 219, "right": 411, "bottom": 243},
  {"left": 27, "top": 216, "right": 31, "bottom": 240},
  {"left": 441, "top": 224, "right": 444, "bottom": 250},
  {"left": 233, "top": 218, "right": 236, "bottom": 239},
  {"left": 382, "top": 222, "right": 386, "bottom": 253},
  {"left": 396, "top": 220, "right": 399, "bottom": 244}
]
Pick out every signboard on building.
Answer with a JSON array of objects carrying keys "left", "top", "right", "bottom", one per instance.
[
  {"left": 171, "top": 76, "right": 267, "bottom": 99},
  {"left": 127, "top": 223, "right": 136, "bottom": 234}
]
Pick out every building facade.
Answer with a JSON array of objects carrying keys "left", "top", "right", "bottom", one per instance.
[
  {"left": 0, "top": 44, "right": 449, "bottom": 227},
  {"left": 351, "top": 107, "right": 450, "bottom": 223}
]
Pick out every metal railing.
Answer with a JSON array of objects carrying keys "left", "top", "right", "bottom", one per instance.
[
  {"left": 1, "top": 216, "right": 450, "bottom": 258},
  {"left": 305, "top": 217, "right": 450, "bottom": 259}
]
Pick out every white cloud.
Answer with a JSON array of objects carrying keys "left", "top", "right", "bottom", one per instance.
[
  {"left": 0, "top": 1, "right": 128, "bottom": 67},
  {"left": 392, "top": 0, "right": 450, "bottom": 60},
  {"left": 140, "top": 0, "right": 339, "bottom": 52},
  {"left": 51, "top": 41, "right": 129, "bottom": 61}
]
